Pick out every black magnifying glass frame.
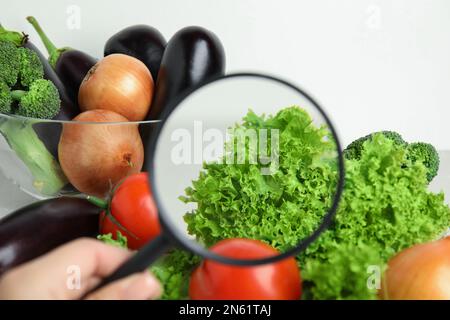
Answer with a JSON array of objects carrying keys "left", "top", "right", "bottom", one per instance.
[{"left": 147, "top": 72, "right": 345, "bottom": 266}]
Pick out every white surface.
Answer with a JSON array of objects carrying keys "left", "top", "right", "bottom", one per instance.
[
  {"left": 0, "top": 170, "right": 35, "bottom": 218},
  {"left": 2, "top": 0, "right": 450, "bottom": 149}
]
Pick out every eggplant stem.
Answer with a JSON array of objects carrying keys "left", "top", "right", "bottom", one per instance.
[
  {"left": 26, "top": 16, "right": 64, "bottom": 68},
  {"left": 86, "top": 195, "right": 108, "bottom": 210}
]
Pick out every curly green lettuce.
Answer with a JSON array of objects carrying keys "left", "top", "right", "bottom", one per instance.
[
  {"left": 97, "top": 232, "right": 128, "bottom": 248},
  {"left": 305, "top": 135, "right": 450, "bottom": 264},
  {"left": 302, "top": 242, "right": 385, "bottom": 300},
  {"left": 100, "top": 109, "right": 450, "bottom": 301},
  {"left": 182, "top": 106, "right": 338, "bottom": 251},
  {"left": 181, "top": 109, "right": 450, "bottom": 300},
  {"left": 151, "top": 250, "right": 201, "bottom": 300}
]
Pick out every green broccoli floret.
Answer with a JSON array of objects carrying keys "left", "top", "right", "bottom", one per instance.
[
  {"left": 344, "top": 131, "right": 406, "bottom": 160},
  {"left": 0, "top": 40, "right": 20, "bottom": 87},
  {"left": 10, "top": 79, "right": 60, "bottom": 119},
  {"left": 0, "top": 82, "right": 12, "bottom": 114},
  {"left": 18, "top": 47, "right": 44, "bottom": 87},
  {"left": 345, "top": 131, "right": 440, "bottom": 184},
  {"left": 407, "top": 142, "right": 439, "bottom": 183}
]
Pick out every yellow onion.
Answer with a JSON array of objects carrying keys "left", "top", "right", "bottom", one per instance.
[
  {"left": 78, "top": 54, "right": 154, "bottom": 121},
  {"left": 381, "top": 237, "right": 450, "bottom": 300},
  {"left": 58, "top": 109, "right": 144, "bottom": 197}
]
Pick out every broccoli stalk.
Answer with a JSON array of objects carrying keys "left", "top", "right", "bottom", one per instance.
[
  {"left": 0, "top": 118, "right": 67, "bottom": 195},
  {"left": 26, "top": 17, "right": 70, "bottom": 68}
]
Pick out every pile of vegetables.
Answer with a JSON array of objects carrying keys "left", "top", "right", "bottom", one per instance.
[
  {"left": 0, "top": 15, "right": 449, "bottom": 301},
  {"left": 102, "top": 109, "right": 449, "bottom": 300},
  {"left": 0, "top": 34, "right": 67, "bottom": 195},
  {"left": 0, "top": 17, "right": 225, "bottom": 197}
]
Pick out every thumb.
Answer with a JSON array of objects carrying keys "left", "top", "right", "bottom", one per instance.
[{"left": 85, "top": 272, "right": 162, "bottom": 300}]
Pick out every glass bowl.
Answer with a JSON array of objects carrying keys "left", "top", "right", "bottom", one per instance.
[{"left": 0, "top": 112, "right": 160, "bottom": 199}]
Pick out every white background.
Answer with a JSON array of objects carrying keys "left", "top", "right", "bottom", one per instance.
[{"left": 2, "top": 0, "right": 450, "bottom": 150}]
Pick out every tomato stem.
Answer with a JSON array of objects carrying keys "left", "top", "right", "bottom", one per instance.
[
  {"left": 86, "top": 195, "right": 108, "bottom": 210},
  {"left": 104, "top": 209, "right": 140, "bottom": 241}
]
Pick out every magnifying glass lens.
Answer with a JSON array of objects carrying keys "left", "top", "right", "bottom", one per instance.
[{"left": 152, "top": 74, "right": 343, "bottom": 265}]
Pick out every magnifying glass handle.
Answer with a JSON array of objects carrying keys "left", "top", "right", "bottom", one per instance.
[{"left": 81, "top": 235, "right": 171, "bottom": 299}]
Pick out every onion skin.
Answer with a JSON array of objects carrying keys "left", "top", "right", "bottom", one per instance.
[
  {"left": 381, "top": 237, "right": 450, "bottom": 300},
  {"left": 78, "top": 54, "right": 153, "bottom": 121},
  {"left": 58, "top": 109, "right": 144, "bottom": 197}
]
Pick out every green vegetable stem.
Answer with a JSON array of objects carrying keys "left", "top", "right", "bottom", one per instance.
[
  {"left": 0, "top": 118, "right": 67, "bottom": 195},
  {"left": 26, "top": 16, "right": 70, "bottom": 69}
]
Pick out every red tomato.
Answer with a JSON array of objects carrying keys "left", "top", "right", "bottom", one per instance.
[
  {"left": 100, "top": 172, "right": 161, "bottom": 249},
  {"left": 189, "top": 238, "right": 302, "bottom": 300}
]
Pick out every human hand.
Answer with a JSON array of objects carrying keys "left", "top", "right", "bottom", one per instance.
[{"left": 0, "top": 238, "right": 162, "bottom": 300}]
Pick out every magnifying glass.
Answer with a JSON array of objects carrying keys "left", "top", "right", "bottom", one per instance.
[{"left": 85, "top": 72, "right": 345, "bottom": 295}]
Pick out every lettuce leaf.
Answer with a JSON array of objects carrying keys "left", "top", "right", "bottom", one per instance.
[
  {"left": 151, "top": 249, "right": 201, "bottom": 300},
  {"left": 302, "top": 242, "right": 385, "bottom": 300},
  {"left": 183, "top": 106, "right": 338, "bottom": 251},
  {"left": 97, "top": 232, "right": 128, "bottom": 248}
]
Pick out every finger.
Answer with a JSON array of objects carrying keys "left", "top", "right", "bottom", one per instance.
[
  {"left": 85, "top": 271, "right": 162, "bottom": 300},
  {"left": 0, "top": 238, "right": 132, "bottom": 300}
]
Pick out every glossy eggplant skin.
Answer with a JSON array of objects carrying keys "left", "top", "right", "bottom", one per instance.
[
  {"left": 54, "top": 50, "right": 96, "bottom": 102},
  {"left": 0, "top": 197, "right": 101, "bottom": 276},
  {"left": 146, "top": 26, "right": 226, "bottom": 120},
  {"left": 104, "top": 25, "right": 166, "bottom": 82}
]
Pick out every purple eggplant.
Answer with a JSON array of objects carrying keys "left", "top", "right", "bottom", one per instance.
[
  {"left": 0, "top": 197, "right": 101, "bottom": 276},
  {"left": 104, "top": 25, "right": 166, "bottom": 82},
  {"left": 146, "top": 26, "right": 226, "bottom": 120},
  {"left": 141, "top": 26, "right": 225, "bottom": 169}
]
